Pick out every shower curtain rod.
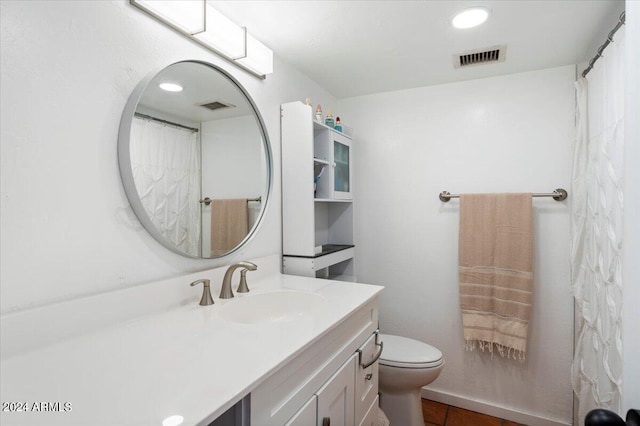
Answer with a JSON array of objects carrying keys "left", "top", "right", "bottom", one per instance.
[
  {"left": 134, "top": 112, "right": 199, "bottom": 133},
  {"left": 581, "top": 11, "right": 626, "bottom": 77},
  {"left": 439, "top": 188, "right": 568, "bottom": 202}
]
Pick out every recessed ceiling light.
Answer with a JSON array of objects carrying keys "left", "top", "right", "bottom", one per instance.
[
  {"left": 159, "top": 82, "right": 183, "bottom": 92},
  {"left": 451, "top": 7, "right": 490, "bottom": 29},
  {"left": 162, "top": 415, "right": 184, "bottom": 426}
]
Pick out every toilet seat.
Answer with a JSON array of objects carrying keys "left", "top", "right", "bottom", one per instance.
[{"left": 379, "top": 334, "right": 443, "bottom": 369}]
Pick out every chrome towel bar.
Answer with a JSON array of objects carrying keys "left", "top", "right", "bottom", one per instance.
[{"left": 439, "top": 188, "right": 568, "bottom": 202}]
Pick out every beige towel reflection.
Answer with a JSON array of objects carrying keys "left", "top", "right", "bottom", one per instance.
[
  {"left": 210, "top": 199, "right": 249, "bottom": 257},
  {"left": 458, "top": 193, "right": 533, "bottom": 360}
]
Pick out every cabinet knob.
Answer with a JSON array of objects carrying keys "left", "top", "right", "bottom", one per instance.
[
  {"left": 365, "top": 373, "right": 373, "bottom": 381},
  {"left": 322, "top": 417, "right": 331, "bottom": 426}
]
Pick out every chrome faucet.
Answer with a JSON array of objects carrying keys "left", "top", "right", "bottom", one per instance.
[{"left": 219, "top": 261, "right": 257, "bottom": 299}]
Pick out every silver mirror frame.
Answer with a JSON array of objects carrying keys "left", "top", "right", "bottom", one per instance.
[{"left": 118, "top": 60, "right": 272, "bottom": 259}]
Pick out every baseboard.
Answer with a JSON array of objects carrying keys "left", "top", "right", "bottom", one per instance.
[{"left": 420, "top": 388, "right": 572, "bottom": 426}]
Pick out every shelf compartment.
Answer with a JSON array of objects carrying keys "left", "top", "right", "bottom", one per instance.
[
  {"left": 314, "top": 198, "right": 352, "bottom": 203},
  {"left": 285, "top": 244, "right": 354, "bottom": 259},
  {"left": 313, "top": 120, "right": 354, "bottom": 138},
  {"left": 314, "top": 157, "right": 330, "bottom": 165}
]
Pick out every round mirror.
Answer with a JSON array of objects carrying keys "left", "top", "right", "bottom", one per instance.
[{"left": 118, "top": 60, "right": 272, "bottom": 258}]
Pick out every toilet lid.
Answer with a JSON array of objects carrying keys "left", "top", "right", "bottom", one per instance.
[{"left": 378, "top": 334, "right": 443, "bottom": 368}]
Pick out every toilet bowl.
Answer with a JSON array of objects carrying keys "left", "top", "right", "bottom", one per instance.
[{"left": 378, "top": 334, "right": 444, "bottom": 426}]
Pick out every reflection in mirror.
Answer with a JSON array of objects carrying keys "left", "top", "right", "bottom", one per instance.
[{"left": 119, "top": 61, "right": 271, "bottom": 258}]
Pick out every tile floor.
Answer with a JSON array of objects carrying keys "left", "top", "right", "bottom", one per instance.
[{"left": 421, "top": 399, "right": 527, "bottom": 426}]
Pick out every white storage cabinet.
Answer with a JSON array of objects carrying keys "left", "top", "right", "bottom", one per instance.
[{"left": 281, "top": 101, "right": 356, "bottom": 281}]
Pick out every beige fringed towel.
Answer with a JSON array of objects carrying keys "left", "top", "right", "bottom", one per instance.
[
  {"left": 210, "top": 199, "right": 249, "bottom": 257},
  {"left": 459, "top": 193, "right": 533, "bottom": 360}
]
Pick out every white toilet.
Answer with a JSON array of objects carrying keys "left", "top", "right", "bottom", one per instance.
[{"left": 378, "top": 334, "right": 444, "bottom": 426}]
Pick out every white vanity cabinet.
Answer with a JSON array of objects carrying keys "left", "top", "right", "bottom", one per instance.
[
  {"left": 250, "top": 298, "right": 379, "bottom": 426},
  {"left": 281, "top": 101, "right": 356, "bottom": 281},
  {"left": 285, "top": 396, "right": 317, "bottom": 426}
]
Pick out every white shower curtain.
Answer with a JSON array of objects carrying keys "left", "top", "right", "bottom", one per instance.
[
  {"left": 571, "top": 27, "right": 625, "bottom": 421},
  {"left": 130, "top": 117, "right": 201, "bottom": 256}
]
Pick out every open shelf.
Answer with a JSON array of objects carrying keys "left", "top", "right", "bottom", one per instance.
[
  {"left": 314, "top": 198, "right": 352, "bottom": 203},
  {"left": 283, "top": 246, "right": 355, "bottom": 277},
  {"left": 284, "top": 244, "right": 354, "bottom": 259}
]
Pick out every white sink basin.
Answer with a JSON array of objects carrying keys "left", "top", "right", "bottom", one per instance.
[{"left": 219, "top": 291, "right": 326, "bottom": 324}]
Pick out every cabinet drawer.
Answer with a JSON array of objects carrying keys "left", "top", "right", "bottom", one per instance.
[
  {"left": 355, "top": 331, "right": 381, "bottom": 423},
  {"left": 358, "top": 395, "right": 380, "bottom": 426}
]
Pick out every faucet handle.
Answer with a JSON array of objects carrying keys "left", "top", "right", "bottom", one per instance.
[
  {"left": 237, "top": 262, "right": 257, "bottom": 293},
  {"left": 190, "top": 279, "right": 214, "bottom": 306},
  {"left": 237, "top": 269, "right": 250, "bottom": 293}
]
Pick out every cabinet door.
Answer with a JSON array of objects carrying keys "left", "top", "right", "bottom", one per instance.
[
  {"left": 316, "top": 353, "right": 357, "bottom": 426},
  {"left": 285, "top": 395, "right": 317, "bottom": 426},
  {"left": 331, "top": 132, "right": 352, "bottom": 200}
]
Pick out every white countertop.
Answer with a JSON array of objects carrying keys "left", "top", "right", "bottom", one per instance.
[{"left": 1, "top": 271, "right": 383, "bottom": 426}]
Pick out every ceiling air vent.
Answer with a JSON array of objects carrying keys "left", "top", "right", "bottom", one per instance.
[
  {"left": 199, "top": 101, "right": 235, "bottom": 111},
  {"left": 454, "top": 45, "right": 507, "bottom": 68}
]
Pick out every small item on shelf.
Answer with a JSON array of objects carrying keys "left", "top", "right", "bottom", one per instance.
[
  {"left": 314, "top": 163, "right": 327, "bottom": 197},
  {"left": 305, "top": 97, "right": 312, "bottom": 106},
  {"left": 325, "top": 109, "right": 335, "bottom": 128},
  {"left": 315, "top": 104, "right": 323, "bottom": 122},
  {"left": 334, "top": 116, "right": 343, "bottom": 132}
]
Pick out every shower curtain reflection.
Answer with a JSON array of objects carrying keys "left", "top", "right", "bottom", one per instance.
[{"left": 130, "top": 117, "right": 202, "bottom": 256}]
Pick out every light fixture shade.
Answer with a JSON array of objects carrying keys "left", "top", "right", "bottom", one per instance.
[
  {"left": 131, "top": 0, "right": 205, "bottom": 34},
  {"left": 130, "top": 0, "right": 273, "bottom": 78},
  {"left": 193, "top": 4, "right": 247, "bottom": 59},
  {"left": 236, "top": 33, "right": 274, "bottom": 76}
]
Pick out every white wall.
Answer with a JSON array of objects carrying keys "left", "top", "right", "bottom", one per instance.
[
  {"left": 0, "top": 0, "right": 336, "bottom": 314},
  {"left": 338, "top": 66, "right": 576, "bottom": 424},
  {"left": 201, "top": 115, "right": 264, "bottom": 199}
]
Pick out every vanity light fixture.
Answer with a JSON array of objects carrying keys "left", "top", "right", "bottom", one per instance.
[
  {"left": 451, "top": 7, "right": 490, "bottom": 29},
  {"left": 130, "top": 0, "right": 273, "bottom": 78},
  {"left": 193, "top": 3, "right": 247, "bottom": 60},
  {"left": 236, "top": 33, "right": 273, "bottom": 76},
  {"left": 159, "top": 82, "right": 183, "bottom": 92}
]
